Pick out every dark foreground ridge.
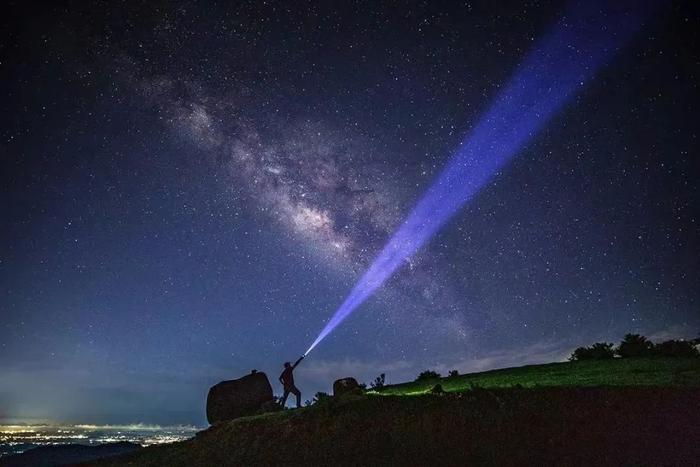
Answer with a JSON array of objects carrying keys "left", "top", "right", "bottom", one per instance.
[
  {"left": 95, "top": 386, "right": 700, "bottom": 466},
  {"left": 0, "top": 441, "right": 141, "bottom": 467}
]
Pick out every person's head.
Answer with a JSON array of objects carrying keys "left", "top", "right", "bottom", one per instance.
[{"left": 284, "top": 362, "right": 291, "bottom": 368}]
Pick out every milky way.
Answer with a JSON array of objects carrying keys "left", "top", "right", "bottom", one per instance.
[{"left": 119, "top": 45, "right": 477, "bottom": 343}]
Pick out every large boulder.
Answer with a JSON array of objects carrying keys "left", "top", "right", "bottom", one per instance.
[
  {"left": 206, "top": 371, "right": 273, "bottom": 424},
  {"left": 333, "top": 377, "right": 361, "bottom": 397}
]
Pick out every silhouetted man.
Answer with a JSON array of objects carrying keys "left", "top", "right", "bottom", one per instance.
[{"left": 279, "top": 356, "right": 304, "bottom": 408}]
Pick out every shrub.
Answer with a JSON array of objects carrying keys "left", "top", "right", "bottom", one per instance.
[
  {"left": 448, "top": 370, "right": 460, "bottom": 378},
  {"left": 416, "top": 370, "right": 441, "bottom": 381},
  {"left": 616, "top": 334, "right": 655, "bottom": 358},
  {"left": 370, "top": 373, "right": 386, "bottom": 389},
  {"left": 304, "top": 391, "right": 330, "bottom": 407},
  {"left": 569, "top": 342, "right": 616, "bottom": 361},
  {"left": 654, "top": 339, "right": 699, "bottom": 358}
]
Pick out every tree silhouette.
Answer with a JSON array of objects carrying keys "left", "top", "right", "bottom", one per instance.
[
  {"left": 616, "top": 334, "right": 654, "bottom": 358},
  {"left": 370, "top": 373, "right": 386, "bottom": 389}
]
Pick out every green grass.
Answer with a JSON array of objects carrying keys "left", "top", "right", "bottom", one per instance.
[{"left": 374, "top": 358, "right": 700, "bottom": 395}]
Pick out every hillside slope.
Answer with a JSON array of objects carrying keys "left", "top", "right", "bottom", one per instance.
[
  {"left": 96, "top": 358, "right": 700, "bottom": 466},
  {"left": 376, "top": 357, "right": 700, "bottom": 395},
  {"left": 98, "top": 386, "right": 700, "bottom": 466}
]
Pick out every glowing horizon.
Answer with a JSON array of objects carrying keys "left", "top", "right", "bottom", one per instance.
[{"left": 306, "top": 1, "right": 657, "bottom": 356}]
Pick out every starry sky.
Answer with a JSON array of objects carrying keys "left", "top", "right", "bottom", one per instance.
[{"left": 2, "top": 1, "right": 698, "bottom": 425}]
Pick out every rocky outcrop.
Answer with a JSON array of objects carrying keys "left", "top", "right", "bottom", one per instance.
[
  {"left": 333, "top": 377, "right": 361, "bottom": 397},
  {"left": 206, "top": 371, "right": 273, "bottom": 424}
]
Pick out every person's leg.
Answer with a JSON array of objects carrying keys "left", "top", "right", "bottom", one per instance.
[
  {"left": 292, "top": 386, "right": 301, "bottom": 408},
  {"left": 280, "top": 388, "right": 290, "bottom": 408}
]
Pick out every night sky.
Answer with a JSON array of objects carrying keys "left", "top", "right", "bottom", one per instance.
[{"left": 2, "top": 1, "right": 698, "bottom": 425}]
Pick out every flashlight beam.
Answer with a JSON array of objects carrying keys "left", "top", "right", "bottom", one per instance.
[{"left": 306, "top": 1, "right": 657, "bottom": 356}]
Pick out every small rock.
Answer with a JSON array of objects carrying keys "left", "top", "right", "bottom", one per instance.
[{"left": 333, "top": 377, "right": 361, "bottom": 397}]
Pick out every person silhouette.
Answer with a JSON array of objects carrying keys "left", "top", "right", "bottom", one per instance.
[{"left": 279, "top": 356, "right": 304, "bottom": 408}]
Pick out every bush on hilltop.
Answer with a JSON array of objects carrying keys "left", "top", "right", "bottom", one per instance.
[
  {"left": 416, "top": 370, "right": 441, "bottom": 381},
  {"left": 304, "top": 392, "right": 330, "bottom": 407},
  {"left": 569, "top": 342, "right": 616, "bottom": 361},
  {"left": 654, "top": 339, "right": 699, "bottom": 358},
  {"left": 616, "top": 334, "right": 655, "bottom": 358},
  {"left": 570, "top": 333, "right": 699, "bottom": 361}
]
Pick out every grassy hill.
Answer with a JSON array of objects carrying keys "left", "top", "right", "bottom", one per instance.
[
  {"left": 94, "top": 358, "right": 700, "bottom": 466},
  {"left": 375, "top": 357, "right": 700, "bottom": 395}
]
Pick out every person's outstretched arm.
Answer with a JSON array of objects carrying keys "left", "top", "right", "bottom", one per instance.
[{"left": 292, "top": 355, "right": 304, "bottom": 369}]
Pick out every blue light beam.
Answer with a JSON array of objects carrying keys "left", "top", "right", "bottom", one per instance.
[{"left": 306, "top": 1, "right": 658, "bottom": 356}]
